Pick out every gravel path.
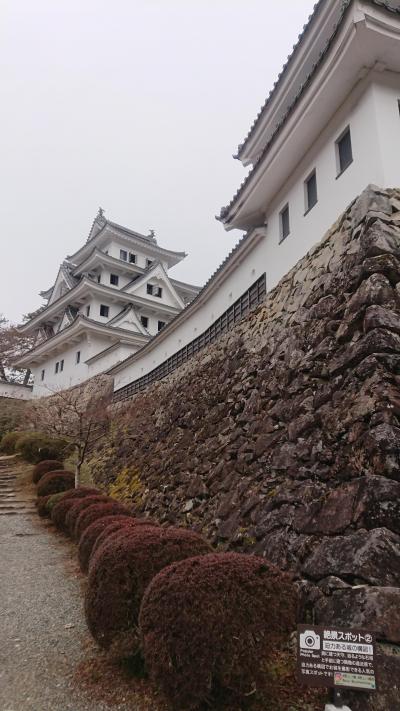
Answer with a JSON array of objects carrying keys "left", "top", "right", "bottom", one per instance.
[{"left": 0, "top": 458, "right": 166, "bottom": 711}]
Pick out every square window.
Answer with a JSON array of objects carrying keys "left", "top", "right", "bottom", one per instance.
[
  {"left": 86, "top": 305, "right": 90, "bottom": 317},
  {"left": 279, "top": 204, "right": 290, "bottom": 243},
  {"left": 100, "top": 304, "right": 109, "bottom": 317},
  {"left": 76, "top": 351, "right": 81, "bottom": 364},
  {"left": 336, "top": 127, "right": 353, "bottom": 176},
  {"left": 305, "top": 170, "right": 317, "bottom": 213},
  {"left": 141, "top": 315, "right": 149, "bottom": 328},
  {"left": 146, "top": 259, "right": 153, "bottom": 268},
  {"left": 147, "top": 284, "right": 154, "bottom": 295},
  {"left": 129, "top": 253, "right": 136, "bottom": 264},
  {"left": 41, "top": 369, "right": 45, "bottom": 381},
  {"left": 110, "top": 274, "right": 119, "bottom": 286},
  {"left": 158, "top": 320, "right": 166, "bottom": 331},
  {"left": 120, "top": 249, "right": 128, "bottom": 261},
  {"left": 55, "top": 362, "right": 59, "bottom": 374},
  {"left": 60, "top": 359, "right": 64, "bottom": 372}
]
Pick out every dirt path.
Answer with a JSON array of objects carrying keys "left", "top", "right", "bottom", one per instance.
[{"left": 0, "top": 458, "right": 166, "bottom": 711}]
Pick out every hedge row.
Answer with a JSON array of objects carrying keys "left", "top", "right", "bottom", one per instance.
[
  {"left": 0, "top": 430, "right": 69, "bottom": 463},
  {"left": 32, "top": 463, "right": 299, "bottom": 710}
]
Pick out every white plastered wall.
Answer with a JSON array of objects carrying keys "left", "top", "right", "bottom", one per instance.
[
  {"left": 114, "top": 75, "right": 400, "bottom": 392},
  {"left": 262, "top": 76, "right": 387, "bottom": 292},
  {"left": 372, "top": 72, "right": 400, "bottom": 189}
]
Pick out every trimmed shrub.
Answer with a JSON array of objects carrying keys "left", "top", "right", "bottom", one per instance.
[
  {"left": 37, "top": 495, "right": 52, "bottom": 517},
  {"left": 32, "top": 459, "right": 64, "bottom": 484},
  {"left": 46, "top": 491, "right": 69, "bottom": 515},
  {"left": 36, "top": 470, "right": 74, "bottom": 497},
  {"left": 15, "top": 432, "right": 70, "bottom": 464},
  {"left": 64, "top": 495, "right": 111, "bottom": 537},
  {"left": 74, "top": 501, "right": 130, "bottom": 542},
  {"left": 51, "top": 488, "right": 101, "bottom": 531},
  {"left": 0, "top": 430, "right": 24, "bottom": 454},
  {"left": 88, "top": 518, "right": 156, "bottom": 572},
  {"left": 85, "top": 526, "right": 212, "bottom": 658},
  {"left": 78, "top": 515, "right": 140, "bottom": 573},
  {"left": 139, "top": 553, "right": 298, "bottom": 710},
  {"left": 36, "top": 491, "right": 67, "bottom": 518}
]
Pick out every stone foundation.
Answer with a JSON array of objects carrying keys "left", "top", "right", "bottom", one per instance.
[{"left": 93, "top": 185, "right": 400, "bottom": 709}]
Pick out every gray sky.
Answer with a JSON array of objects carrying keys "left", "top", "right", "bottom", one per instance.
[{"left": 1, "top": 0, "right": 316, "bottom": 323}]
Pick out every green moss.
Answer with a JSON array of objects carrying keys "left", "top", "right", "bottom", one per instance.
[{"left": 108, "top": 467, "right": 144, "bottom": 507}]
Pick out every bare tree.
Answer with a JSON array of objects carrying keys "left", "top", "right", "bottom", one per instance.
[
  {"left": 0, "top": 314, "right": 35, "bottom": 385},
  {"left": 29, "top": 376, "right": 112, "bottom": 487}
]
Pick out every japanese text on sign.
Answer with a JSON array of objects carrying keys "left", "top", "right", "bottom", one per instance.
[{"left": 297, "top": 624, "right": 377, "bottom": 692}]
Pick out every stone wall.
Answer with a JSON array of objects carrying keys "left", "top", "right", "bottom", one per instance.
[{"left": 93, "top": 185, "right": 400, "bottom": 710}]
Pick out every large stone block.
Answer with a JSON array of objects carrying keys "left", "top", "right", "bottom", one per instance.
[
  {"left": 315, "top": 586, "right": 400, "bottom": 644},
  {"left": 302, "top": 528, "right": 400, "bottom": 586},
  {"left": 350, "top": 185, "right": 392, "bottom": 230}
]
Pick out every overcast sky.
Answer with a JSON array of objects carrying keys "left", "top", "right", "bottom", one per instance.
[{"left": 1, "top": 0, "right": 316, "bottom": 323}]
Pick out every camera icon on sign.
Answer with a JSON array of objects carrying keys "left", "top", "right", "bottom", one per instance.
[{"left": 300, "top": 630, "right": 321, "bottom": 650}]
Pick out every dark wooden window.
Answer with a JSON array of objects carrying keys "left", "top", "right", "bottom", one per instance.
[
  {"left": 55, "top": 362, "right": 59, "bottom": 374},
  {"left": 146, "top": 259, "right": 153, "bottom": 268},
  {"left": 113, "top": 274, "right": 266, "bottom": 403},
  {"left": 279, "top": 205, "right": 290, "bottom": 242},
  {"left": 100, "top": 304, "right": 109, "bottom": 317},
  {"left": 41, "top": 369, "right": 45, "bottom": 381},
  {"left": 147, "top": 284, "right": 153, "bottom": 295},
  {"left": 158, "top": 321, "right": 166, "bottom": 331},
  {"left": 76, "top": 351, "right": 81, "bottom": 364},
  {"left": 141, "top": 316, "right": 149, "bottom": 328},
  {"left": 120, "top": 249, "right": 128, "bottom": 261},
  {"left": 129, "top": 253, "right": 136, "bottom": 263},
  {"left": 110, "top": 274, "right": 119, "bottom": 286},
  {"left": 305, "top": 171, "right": 317, "bottom": 213},
  {"left": 336, "top": 127, "right": 353, "bottom": 175},
  {"left": 86, "top": 305, "right": 90, "bottom": 317}
]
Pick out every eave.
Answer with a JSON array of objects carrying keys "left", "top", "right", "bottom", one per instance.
[
  {"left": 236, "top": 0, "right": 400, "bottom": 165},
  {"left": 237, "top": 0, "right": 342, "bottom": 165},
  {"left": 14, "top": 316, "right": 150, "bottom": 368},
  {"left": 19, "top": 278, "right": 182, "bottom": 333},
  {"left": 72, "top": 247, "right": 145, "bottom": 279},
  {"left": 220, "top": 1, "right": 400, "bottom": 230}
]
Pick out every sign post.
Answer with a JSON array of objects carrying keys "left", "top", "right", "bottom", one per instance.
[{"left": 297, "top": 624, "right": 377, "bottom": 710}]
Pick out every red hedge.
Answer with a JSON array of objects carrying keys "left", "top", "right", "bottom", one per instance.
[
  {"left": 32, "top": 459, "right": 64, "bottom": 484},
  {"left": 36, "top": 470, "right": 74, "bottom": 497},
  {"left": 78, "top": 515, "right": 140, "bottom": 573},
  {"left": 139, "top": 553, "right": 298, "bottom": 710},
  {"left": 73, "top": 501, "right": 130, "bottom": 542},
  {"left": 85, "top": 526, "right": 211, "bottom": 658},
  {"left": 88, "top": 519, "right": 141, "bottom": 566},
  {"left": 64, "top": 495, "right": 112, "bottom": 537},
  {"left": 51, "top": 489, "right": 103, "bottom": 532}
]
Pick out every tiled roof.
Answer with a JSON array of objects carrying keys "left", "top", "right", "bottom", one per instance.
[
  {"left": 220, "top": 0, "right": 400, "bottom": 223},
  {"left": 235, "top": 0, "right": 400, "bottom": 162},
  {"left": 235, "top": 0, "right": 326, "bottom": 160}
]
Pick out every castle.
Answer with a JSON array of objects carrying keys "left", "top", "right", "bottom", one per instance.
[{"left": 15, "top": 0, "right": 400, "bottom": 398}]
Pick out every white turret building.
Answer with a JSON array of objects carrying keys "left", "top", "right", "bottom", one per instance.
[
  {"left": 110, "top": 0, "right": 400, "bottom": 400},
  {"left": 15, "top": 211, "right": 200, "bottom": 396}
]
